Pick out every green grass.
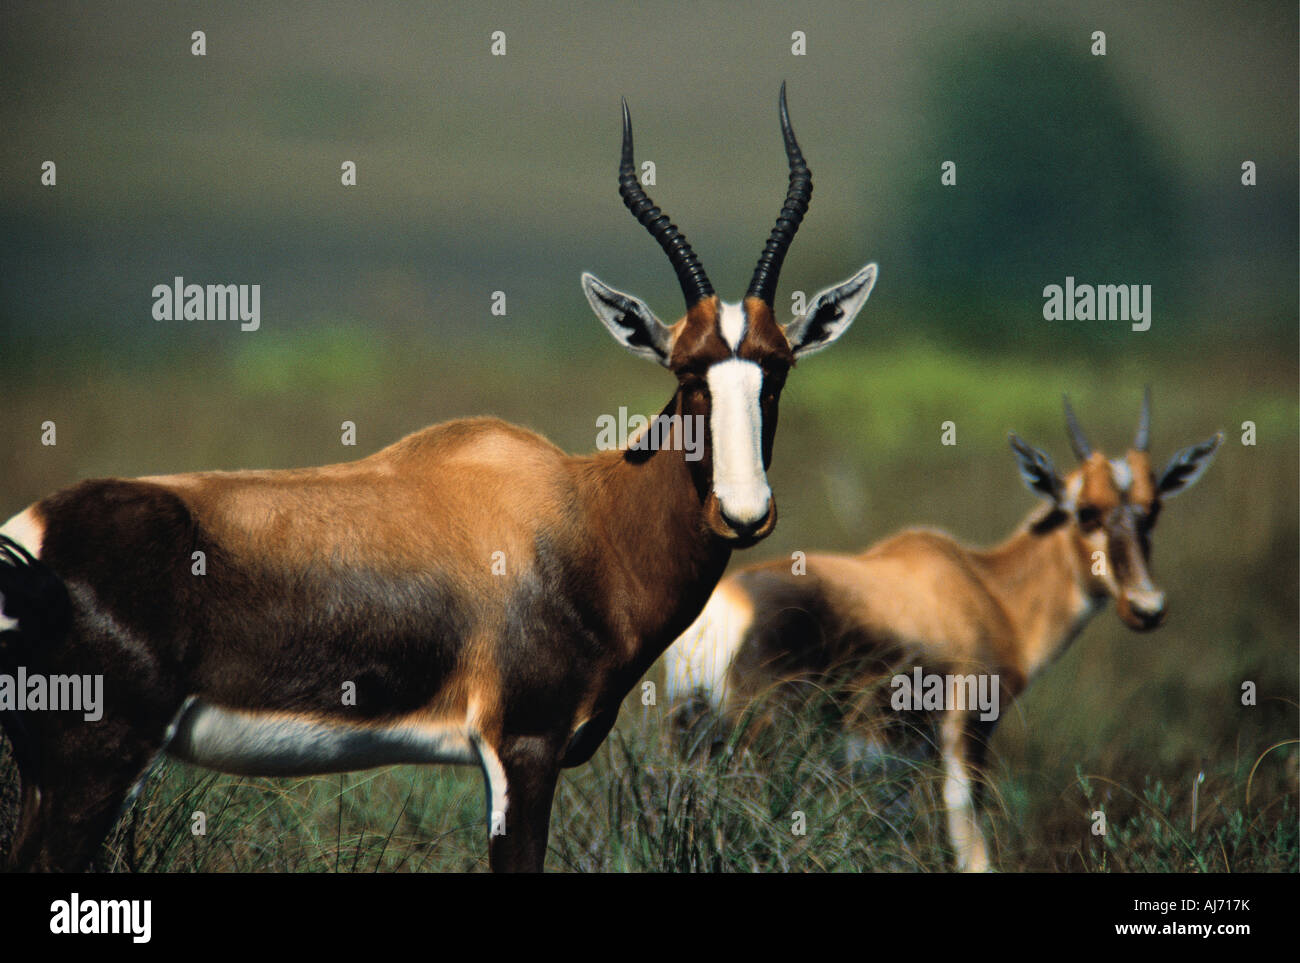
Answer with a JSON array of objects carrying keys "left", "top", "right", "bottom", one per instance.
[
  {"left": 21, "top": 681, "right": 1290, "bottom": 873},
  {"left": 0, "top": 327, "right": 1295, "bottom": 872}
]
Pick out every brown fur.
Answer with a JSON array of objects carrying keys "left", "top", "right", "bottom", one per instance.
[
  {"left": 723, "top": 509, "right": 1089, "bottom": 713},
  {"left": 739, "top": 297, "right": 797, "bottom": 367},
  {"left": 1, "top": 292, "right": 821, "bottom": 872},
  {"left": 2, "top": 90, "right": 876, "bottom": 871},
  {"left": 687, "top": 417, "right": 1218, "bottom": 871},
  {"left": 1126, "top": 449, "right": 1157, "bottom": 508}
]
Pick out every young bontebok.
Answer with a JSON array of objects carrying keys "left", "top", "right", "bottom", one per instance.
[
  {"left": 665, "top": 393, "right": 1220, "bottom": 871},
  {"left": 0, "top": 85, "right": 876, "bottom": 872}
]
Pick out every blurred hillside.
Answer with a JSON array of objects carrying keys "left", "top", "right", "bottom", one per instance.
[{"left": 0, "top": 1, "right": 1295, "bottom": 358}]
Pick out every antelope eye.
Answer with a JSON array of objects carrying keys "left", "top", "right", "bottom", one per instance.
[
  {"left": 681, "top": 377, "right": 708, "bottom": 399},
  {"left": 1077, "top": 506, "right": 1101, "bottom": 529}
]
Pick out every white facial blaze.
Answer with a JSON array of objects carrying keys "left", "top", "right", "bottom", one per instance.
[
  {"left": 1109, "top": 458, "right": 1133, "bottom": 492},
  {"left": 706, "top": 357, "right": 770, "bottom": 525},
  {"left": 718, "top": 300, "right": 747, "bottom": 350}
]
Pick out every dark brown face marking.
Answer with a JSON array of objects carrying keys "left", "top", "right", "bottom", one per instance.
[
  {"left": 667, "top": 297, "right": 796, "bottom": 373},
  {"left": 739, "top": 297, "right": 797, "bottom": 367},
  {"left": 730, "top": 300, "right": 791, "bottom": 473},
  {"left": 1074, "top": 450, "right": 1160, "bottom": 533},
  {"left": 668, "top": 297, "right": 729, "bottom": 371}
]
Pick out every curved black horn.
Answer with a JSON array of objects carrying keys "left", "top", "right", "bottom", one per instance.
[
  {"left": 746, "top": 82, "right": 813, "bottom": 306},
  {"left": 1134, "top": 385, "right": 1151, "bottom": 452},
  {"left": 618, "top": 97, "right": 714, "bottom": 308},
  {"left": 1063, "top": 395, "right": 1092, "bottom": 461}
]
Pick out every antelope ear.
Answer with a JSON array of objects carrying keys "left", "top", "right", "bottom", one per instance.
[
  {"left": 582, "top": 273, "right": 675, "bottom": 367},
  {"left": 1158, "top": 433, "right": 1223, "bottom": 498},
  {"left": 1009, "top": 433, "right": 1064, "bottom": 505},
  {"left": 783, "top": 263, "right": 876, "bottom": 359}
]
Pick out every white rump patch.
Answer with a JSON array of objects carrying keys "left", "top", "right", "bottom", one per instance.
[
  {"left": 0, "top": 507, "right": 44, "bottom": 558},
  {"left": 0, "top": 507, "right": 45, "bottom": 632},
  {"left": 706, "top": 358, "right": 771, "bottom": 525},
  {"left": 165, "top": 700, "right": 478, "bottom": 776},
  {"left": 665, "top": 581, "right": 754, "bottom": 711}
]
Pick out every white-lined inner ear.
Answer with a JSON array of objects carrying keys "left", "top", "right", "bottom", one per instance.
[
  {"left": 706, "top": 358, "right": 771, "bottom": 525},
  {"left": 580, "top": 272, "right": 672, "bottom": 366}
]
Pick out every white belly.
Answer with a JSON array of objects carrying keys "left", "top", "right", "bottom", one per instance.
[{"left": 165, "top": 700, "right": 477, "bottom": 776}]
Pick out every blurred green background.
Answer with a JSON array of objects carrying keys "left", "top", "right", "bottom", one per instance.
[{"left": 0, "top": 1, "right": 1295, "bottom": 871}]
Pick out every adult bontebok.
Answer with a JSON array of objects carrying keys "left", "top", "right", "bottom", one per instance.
[
  {"left": 666, "top": 393, "right": 1220, "bottom": 871},
  {"left": 0, "top": 85, "right": 876, "bottom": 872}
]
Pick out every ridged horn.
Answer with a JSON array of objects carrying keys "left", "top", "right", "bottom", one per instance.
[
  {"left": 746, "top": 82, "right": 813, "bottom": 306},
  {"left": 618, "top": 97, "right": 714, "bottom": 308}
]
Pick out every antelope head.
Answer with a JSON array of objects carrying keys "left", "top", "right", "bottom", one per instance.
[
  {"left": 1010, "top": 389, "right": 1222, "bottom": 630},
  {"left": 583, "top": 84, "right": 877, "bottom": 545}
]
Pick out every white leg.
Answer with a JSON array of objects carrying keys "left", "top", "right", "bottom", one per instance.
[
  {"left": 471, "top": 734, "right": 509, "bottom": 841},
  {"left": 941, "top": 714, "right": 990, "bottom": 872}
]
